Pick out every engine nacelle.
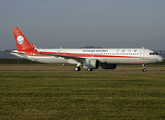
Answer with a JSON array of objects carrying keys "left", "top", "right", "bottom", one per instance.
[
  {"left": 101, "top": 64, "right": 117, "bottom": 69},
  {"left": 83, "top": 59, "right": 100, "bottom": 69}
]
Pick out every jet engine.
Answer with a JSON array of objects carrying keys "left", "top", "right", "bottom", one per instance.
[
  {"left": 83, "top": 59, "right": 100, "bottom": 69},
  {"left": 101, "top": 63, "right": 117, "bottom": 69}
]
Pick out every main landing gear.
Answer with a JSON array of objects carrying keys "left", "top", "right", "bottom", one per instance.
[
  {"left": 142, "top": 64, "right": 147, "bottom": 72},
  {"left": 87, "top": 69, "right": 93, "bottom": 72},
  {"left": 74, "top": 67, "right": 81, "bottom": 71},
  {"left": 74, "top": 67, "right": 93, "bottom": 72}
]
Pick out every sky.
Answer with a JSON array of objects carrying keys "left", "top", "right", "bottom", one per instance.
[{"left": 0, "top": 0, "right": 165, "bottom": 50}]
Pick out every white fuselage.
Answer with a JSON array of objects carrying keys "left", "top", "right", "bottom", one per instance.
[{"left": 11, "top": 48, "right": 163, "bottom": 65}]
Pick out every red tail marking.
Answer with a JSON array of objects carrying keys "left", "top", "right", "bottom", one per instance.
[{"left": 13, "top": 27, "right": 34, "bottom": 52}]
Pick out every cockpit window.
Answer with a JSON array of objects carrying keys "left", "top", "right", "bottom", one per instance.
[{"left": 150, "top": 52, "right": 158, "bottom": 55}]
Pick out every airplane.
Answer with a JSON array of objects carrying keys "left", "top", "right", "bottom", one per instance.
[{"left": 5, "top": 27, "right": 164, "bottom": 72}]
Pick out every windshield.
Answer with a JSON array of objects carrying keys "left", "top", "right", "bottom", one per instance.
[{"left": 150, "top": 52, "right": 158, "bottom": 55}]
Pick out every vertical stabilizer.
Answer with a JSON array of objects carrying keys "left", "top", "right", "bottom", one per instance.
[{"left": 13, "top": 27, "right": 34, "bottom": 51}]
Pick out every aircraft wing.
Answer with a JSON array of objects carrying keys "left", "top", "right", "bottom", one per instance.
[{"left": 38, "top": 51, "right": 85, "bottom": 62}]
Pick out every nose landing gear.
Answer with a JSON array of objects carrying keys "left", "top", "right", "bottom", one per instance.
[{"left": 142, "top": 64, "right": 146, "bottom": 72}]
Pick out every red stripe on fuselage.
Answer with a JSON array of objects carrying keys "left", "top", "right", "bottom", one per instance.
[{"left": 38, "top": 51, "right": 143, "bottom": 59}]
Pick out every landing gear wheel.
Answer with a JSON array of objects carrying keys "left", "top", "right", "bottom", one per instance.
[
  {"left": 75, "top": 67, "right": 81, "bottom": 71},
  {"left": 87, "top": 69, "right": 93, "bottom": 72},
  {"left": 143, "top": 68, "right": 147, "bottom": 72},
  {"left": 142, "top": 64, "right": 147, "bottom": 72}
]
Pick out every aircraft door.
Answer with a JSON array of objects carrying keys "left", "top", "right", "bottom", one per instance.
[
  {"left": 31, "top": 50, "right": 35, "bottom": 61},
  {"left": 91, "top": 52, "right": 94, "bottom": 57},
  {"left": 62, "top": 51, "right": 66, "bottom": 56},
  {"left": 140, "top": 49, "right": 145, "bottom": 59},
  {"left": 91, "top": 50, "right": 95, "bottom": 57}
]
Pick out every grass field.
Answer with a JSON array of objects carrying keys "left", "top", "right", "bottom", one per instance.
[{"left": 0, "top": 72, "right": 165, "bottom": 120}]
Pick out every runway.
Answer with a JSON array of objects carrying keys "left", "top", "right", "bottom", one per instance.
[{"left": 0, "top": 70, "right": 165, "bottom": 73}]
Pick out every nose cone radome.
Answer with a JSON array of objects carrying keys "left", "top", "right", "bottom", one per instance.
[{"left": 159, "top": 56, "right": 164, "bottom": 62}]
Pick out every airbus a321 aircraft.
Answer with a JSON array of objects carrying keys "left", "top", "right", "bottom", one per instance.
[{"left": 7, "top": 27, "right": 164, "bottom": 72}]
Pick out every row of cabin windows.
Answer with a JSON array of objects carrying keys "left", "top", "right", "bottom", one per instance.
[{"left": 70, "top": 53, "right": 139, "bottom": 55}]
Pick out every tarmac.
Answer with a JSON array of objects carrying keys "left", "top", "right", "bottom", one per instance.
[{"left": 0, "top": 70, "right": 165, "bottom": 73}]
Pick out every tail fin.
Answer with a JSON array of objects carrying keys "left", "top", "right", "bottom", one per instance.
[{"left": 13, "top": 27, "right": 34, "bottom": 51}]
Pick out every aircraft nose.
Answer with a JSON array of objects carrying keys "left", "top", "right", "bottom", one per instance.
[{"left": 159, "top": 56, "right": 164, "bottom": 62}]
